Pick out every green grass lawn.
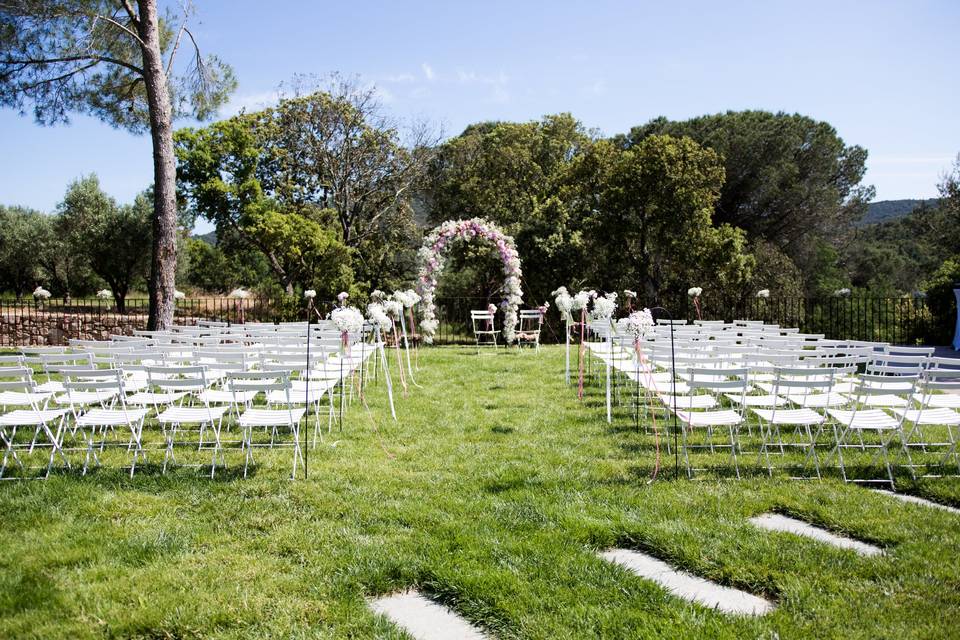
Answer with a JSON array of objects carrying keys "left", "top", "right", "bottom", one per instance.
[{"left": 1, "top": 345, "right": 959, "bottom": 639}]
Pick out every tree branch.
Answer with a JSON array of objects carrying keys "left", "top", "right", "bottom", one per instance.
[
  {"left": 92, "top": 13, "right": 146, "bottom": 47},
  {"left": 119, "top": 0, "right": 140, "bottom": 27},
  {"left": 2, "top": 54, "right": 144, "bottom": 76}
]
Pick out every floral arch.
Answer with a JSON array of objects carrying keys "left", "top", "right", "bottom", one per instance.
[{"left": 416, "top": 218, "right": 524, "bottom": 344}]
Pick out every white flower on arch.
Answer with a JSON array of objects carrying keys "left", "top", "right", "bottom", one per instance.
[{"left": 415, "top": 218, "right": 524, "bottom": 343}]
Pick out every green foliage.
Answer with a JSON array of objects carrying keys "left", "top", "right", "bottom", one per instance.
[
  {"left": 807, "top": 240, "right": 851, "bottom": 298},
  {"left": 58, "top": 175, "right": 152, "bottom": 311},
  {"left": 841, "top": 156, "right": 960, "bottom": 300},
  {"left": 622, "top": 111, "right": 874, "bottom": 293},
  {"left": 0, "top": 205, "right": 47, "bottom": 298},
  {"left": 427, "top": 121, "right": 753, "bottom": 303},
  {"left": 577, "top": 135, "right": 749, "bottom": 298},
  {"left": 426, "top": 114, "right": 592, "bottom": 300},
  {"left": 744, "top": 239, "right": 805, "bottom": 300},
  {"left": 183, "top": 235, "right": 270, "bottom": 294},
  {"left": 240, "top": 202, "right": 354, "bottom": 298},
  {"left": 34, "top": 211, "right": 98, "bottom": 298},
  {"left": 860, "top": 199, "right": 940, "bottom": 226},
  {"left": 175, "top": 78, "right": 430, "bottom": 294},
  {"left": 922, "top": 257, "right": 960, "bottom": 343}
]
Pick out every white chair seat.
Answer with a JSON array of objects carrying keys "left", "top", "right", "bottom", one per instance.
[
  {"left": 725, "top": 393, "right": 788, "bottom": 407},
  {"left": 752, "top": 407, "right": 824, "bottom": 425},
  {"left": 156, "top": 406, "right": 228, "bottom": 424},
  {"left": 291, "top": 379, "right": 339, "bottom": 393},
  {"left": 826, "top": 408, "right": 899, "bottom": 430},
  {"left": 75, "top": 408, "right": 150, "bottom": 427},
  {"left": 0, "top": 408, "right": 69, "bottom": 426},
  {"left": 913, "top": 393, "right": 960, "bottom": 408},
  {"left": 267, "top": 389, "right": 327, "bottom": 405},
  {"left": 0, "top": 391, "right": 53, "bottom": 406},
  {"left": 34, "top": 380, "right": 65, "bottom": 393},
  {"left": 54, "top": 390, "right": 119, "bottom": 405},
  {"left": 854, "top": 394, "right": 909, "bottom": 408},
  {"left": 238, "top": 407, "right": 306, "bottom": 427},
  {"left": 662, "top": 395, "right": 717, "bottom": 409},
  {"left": 676, "top": 409, "right": 743, "bottom": 426},
  {"left": 196, "top": 389, "right": 259, "bottom": 404},
  {"left": 890, "top": 407, "right": 960, "bottom": 426},
  {"left": 786, "top": 393, "right": 848, "bottom": 408},
  {"left": 121, "top": 377, "right": 149, "bottom": 393},
  {"left": 125, "top": 391, "right": 188, "bottom": 406}
]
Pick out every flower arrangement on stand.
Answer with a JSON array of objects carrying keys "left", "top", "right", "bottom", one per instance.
[
  {"left": 229, "top": 287, "right": 250, "bottom": 324},
  {"left": 416, "top": 218, "right": 523, "bottom": 345},
  {"left": 616, "top": 307, "right": 661, "bottom": 478},
  {"left": 755, "top": 288, "right": 770, "bottom": 323},
  {"left": 572, "top": 289, "right": 598, "bottom": 400},
  {"left": 382, "top": 297, "right": 409, "bottom": 395},
  {"left": 688, "top": 286, "right": 703, "bottom": 321},
  {"left": 391, "top": 289, "right": 422, "bottom": 385},
  {"left": 590, "top": 292, "right": 617, "bottom": 322},
  {"left": 589, "top": 292, "right": 618, "bottom": 422},
  {"left": 32, "top": 286, "right": 51, "bottom": 310},
  {"left": 553, "top": 287, "right": 574, "bottom": 383},
  {"left": 331, "top": 306, "right": 364, "bottom": 353},
  {"left": 365, "top": 301, "right": 398, "bottom": 419}
]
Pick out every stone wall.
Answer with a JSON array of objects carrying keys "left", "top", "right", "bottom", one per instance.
[{"left": 0, "top": 312, "right": 201, "bottom": 346}]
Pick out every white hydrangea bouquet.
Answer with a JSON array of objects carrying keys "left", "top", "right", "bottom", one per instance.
[{"left": 617, "top": 308, "right": 654, "bottom": 340}]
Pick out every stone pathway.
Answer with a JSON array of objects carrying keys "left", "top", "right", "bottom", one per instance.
[
  {"left": 749, "top": 513, "right": 883, "bottom": 556},
  {"left": 598, "top": 549, "right": 775, "bottom": 616},
  {"left": 369, "top": 590, "right": 489, "bottom": 640},
  {"left": 876, "top": 490, "right": 960, "bottom": 515}
]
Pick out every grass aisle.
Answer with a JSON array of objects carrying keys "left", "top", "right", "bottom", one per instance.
[{"left": 1, "top": 345, "right": 959, "bottom": 639}]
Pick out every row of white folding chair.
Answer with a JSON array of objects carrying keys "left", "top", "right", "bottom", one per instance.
[
  {"left": 626, "top": 357, "right": 959, "bottom": 484},
  {"left": 0, "top": 367, "right": 71, "bottom": 478},
  {"left": 2, "top": 364, "right": 307, "bottom": 479}
]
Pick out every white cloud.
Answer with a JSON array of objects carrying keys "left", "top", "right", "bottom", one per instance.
[
  {"left": 385, "top": 73, "right": 416, "bottom": 83},
  {"left": 421, "top": 63, "right": 435, "bottom": 81},
  {"left": 371, "top": 85, "right": 395, "bottom": 104},
  {"left": 584, "top": 79, "right": 606, "bottom": 96},
  {"left": 222, "top": 90, "right": 280, "bottom": 117},
  {"left": 455, "top": 69, "right": 511, "bottom": 103}
]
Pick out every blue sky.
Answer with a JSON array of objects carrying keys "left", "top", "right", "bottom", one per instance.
[{"left": 1, "top": 0, "right": 957, "bottom": 234}]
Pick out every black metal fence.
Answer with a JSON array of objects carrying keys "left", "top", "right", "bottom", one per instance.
[
  {"left": 0, "top": 294, "right": 952, "bottom": 347},
  {"left": 430, "top": 295, "right": 951, "bottom": 346}
]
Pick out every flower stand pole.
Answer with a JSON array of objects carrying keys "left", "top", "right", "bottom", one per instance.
[{"left": 376, "top": 325, "right": 397, "bottom": 421}]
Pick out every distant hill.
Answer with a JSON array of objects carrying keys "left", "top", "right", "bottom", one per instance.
[
  {"left": 194, "top": 230, "right": 217, "bottom": 246},
  {"left": 860, "top": 199, "right": 940, "bottom": 226}
]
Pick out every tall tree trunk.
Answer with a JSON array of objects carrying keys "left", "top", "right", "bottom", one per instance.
[{"left": 137, "top": 0, "right": 177, "bottom": 330}]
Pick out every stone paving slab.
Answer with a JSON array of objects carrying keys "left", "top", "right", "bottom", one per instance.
[
  {"left": 876, "top": 490, "right": 960, "bottom": 515},
  {"left": 598, "top": 549, "right": 775, "bottom": 616},
  {"left": 369, "top": 590, "right": 488, "bottom": 640},
  {"left": 750, "top": 513, "right": 883, "bottom": 556}
]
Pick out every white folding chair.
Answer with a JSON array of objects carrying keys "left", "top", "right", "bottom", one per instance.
[
  {"left": 0, "top": 367, "right": 69, "bottom": 479},
  {"left": 63, "top": 369, "right": 150, "bottom": 477},
  {"left": 145, "top": 365, "right": 228, "bottom": 477},
  {"left": 891, "top": 368, "right": 960, "bottom": 478},
  {"left": 516, "top": 309, "right": 544, "bottom": 352},
  {"left": 676, "top": 367, "right": 750, "bottom": 479},
  {"left": 826, "top": 372, "right": 918, "bottom": 487},
  {"left": 751, "top": 366, "right": 846, "bottom": 479},
  {"left": 470, "top": 310, "right": 500, "bottom": 353},
  {"left": 230, "top": 371, "right": 306, "bottom": 478}
]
